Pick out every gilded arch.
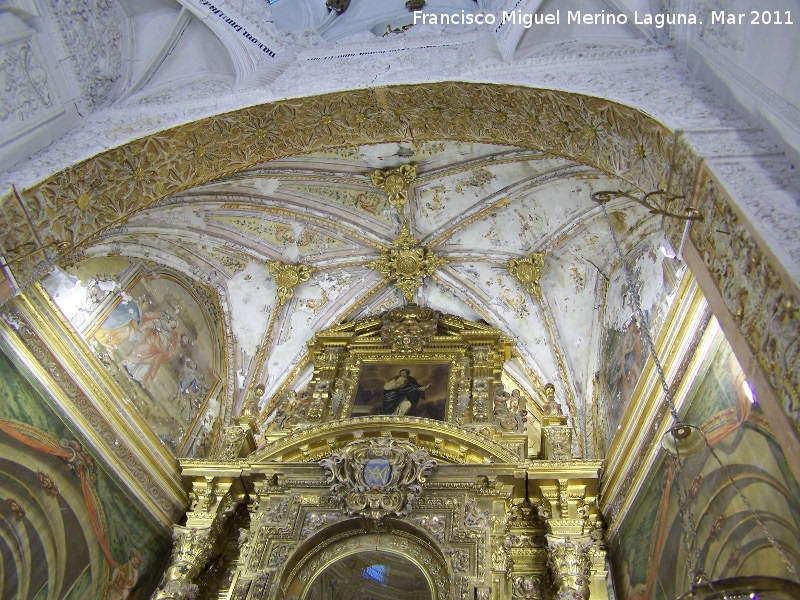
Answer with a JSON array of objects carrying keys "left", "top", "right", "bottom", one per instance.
[
  {"left": 250, "top": 416, "right": 521, "bottom": 464},
  {"left": 278, "top": 519, "right": 451, "bottom": 600}
]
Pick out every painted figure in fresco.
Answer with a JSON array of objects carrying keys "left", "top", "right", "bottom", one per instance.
[
  {"left": 123, "top": 314, "right": 180, "bottom": 387},
  {"left": 382, "top": 369, "right": 429, "bottom": 416},
  {"left": 621, "top": 322, "right": 644, "bottom": 403},
  {"left": 95, "top": 299, "right": 142, "bottom": 350},
  {"left": 108, "top": 547, "right": 144, "bottom": 600},
  {"left": 175, "top": 356, "right": 206, "bottom": 416}
]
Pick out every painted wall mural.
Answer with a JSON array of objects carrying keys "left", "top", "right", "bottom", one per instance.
[
  {"left": 44, "top": 258, "right": 223, "bottom": 456},
  {"left": 0, "top": 347, "right": 169, "bottom": 600},
  {"left": 89, "top": 268, "right": 219, "bottom": 455},
  {"left": 600, "top": 244, "right": 685, "bottom": 449},
  {"left": 610, "top": 335, "right": 800, "bottom": 599}
]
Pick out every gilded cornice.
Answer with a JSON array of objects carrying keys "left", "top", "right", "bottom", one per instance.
[{"left": 249, "top": 416, "right": 522, "bottom": 464}]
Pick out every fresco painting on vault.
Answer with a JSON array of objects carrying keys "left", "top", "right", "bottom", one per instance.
[
  {"left": 611, "top": 336, "right": 800, "bottom": 599},
  {"left": 602, "top": 320, "right": 648, "bottom": 437},
  {"left": 353, "top": 362, "right": 449, "bottom": 420},
  {"left": 86, "top": 268, "right": 218, "bottom": 453},
  {"left": 601, "top": 248, "right": 684, "bottom": 447},
  {"left": 0, "top": 347, "right": 168, "bottom": 600}
]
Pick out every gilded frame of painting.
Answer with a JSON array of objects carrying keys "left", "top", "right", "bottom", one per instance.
[{"left": 304, "top": 310, "right": 513, "bottom": 427}]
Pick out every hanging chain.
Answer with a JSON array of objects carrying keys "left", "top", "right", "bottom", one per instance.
[
  {"left": 599, "top": 201, "right": 799, "bottom": 583},
  {"left": 599, "top": 203, "right": 701, "bottom": 585},
  {"left": 705, "top": 441, "right": 798, "bottom": 578}
]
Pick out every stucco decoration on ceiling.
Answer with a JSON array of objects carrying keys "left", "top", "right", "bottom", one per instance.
[
  {"left": 1, "top": 83, "right": 796, "bottom": 449},
  {"left": 0, "top": 35, "right": 58, "bottom": 139},
  {"left": 366, "top": 221, "right": 446, "bottom": 302},
  {"left": 45, "top": 0, "right": 124, "bottom": 106},
  {"left": 281, "top": 183, "right": 393, "bottom": 225}
]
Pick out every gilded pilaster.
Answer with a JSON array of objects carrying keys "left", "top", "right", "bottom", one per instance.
[{"left": 489, "top": 502, "right": 512, "bottom": 598}]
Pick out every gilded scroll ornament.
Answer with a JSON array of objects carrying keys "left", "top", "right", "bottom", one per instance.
[
  {"left": 370, "top": 163, "right": 417, "bottom": 210},
  {"left": 366, "top": 221, "right": 445, "bottom": 302},
  {"left": 380, "top": 304, "right": 441, "bottom": 353},
  {"left": 266, "top": 261, "right": 313, "bottom": 305},
  {"left": 319, "top": 436, "right": 437, "bottom": 519},
  {"left": 505, "top": 252, "right": 545, "bottom": 300}
]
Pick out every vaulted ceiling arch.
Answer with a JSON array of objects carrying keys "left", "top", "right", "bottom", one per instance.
[{"left": 3, "top": 81, "right": 797, "bottom": 475}]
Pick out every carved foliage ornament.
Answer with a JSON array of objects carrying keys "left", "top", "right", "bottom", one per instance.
[
  {"left": 0, "top": 40, "right": 54, "bottom": 126},
  {"left": 366, "top": 221, "right": 445, "bottom": 302},
  {"left": 1, "top": 85, "right": 675, "bottom": 286},
  {"left": 546, "top": 535, "right": 593, "bottom": 600},
  {"left": 380, "top": 303, "right": 441, "bottom": 353},
  {"left": 505, "top": 252, "right": 545, "bottom": 300},
  {"left": 319, "top": 436, "right": 437, "bottom": 519},
  {"left": 370, "top": 163, "right": 417, "bottom": 210},
  {"left": 267, "top": 261, "right": 313, "bottom": 305}
]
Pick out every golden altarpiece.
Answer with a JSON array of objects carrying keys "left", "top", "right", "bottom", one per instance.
[{"left": 152, "top": 306, "right": 607, "bottom": 600}]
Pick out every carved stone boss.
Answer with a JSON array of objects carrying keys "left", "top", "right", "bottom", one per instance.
[{"left": 320, "top": 436, "right": 437, "bottom": 520}]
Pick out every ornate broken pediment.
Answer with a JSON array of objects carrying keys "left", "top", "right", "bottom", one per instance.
[{"left": 319, "top": 436, "right": 437, "bottom": 519}]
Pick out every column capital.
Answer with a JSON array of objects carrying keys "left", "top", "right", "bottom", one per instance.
[{"left": 545, "top": 534, "right": 594, "bottom": 600}]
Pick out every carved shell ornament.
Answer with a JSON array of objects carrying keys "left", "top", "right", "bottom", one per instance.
[{"left": 319, "top": 436, "right": 437, "bottom": 520}]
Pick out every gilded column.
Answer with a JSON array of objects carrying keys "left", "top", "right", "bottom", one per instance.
[
  {"left": 545, "top": 535, "right": 593, "bottom": 600},
  {"left": 151, "top": 477, "right": 241, "bottom": 599}
]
